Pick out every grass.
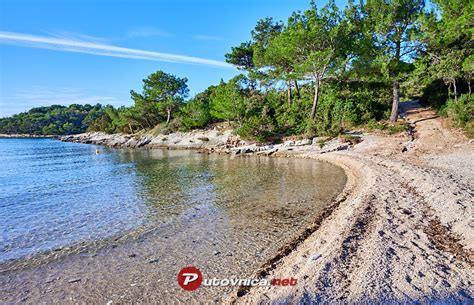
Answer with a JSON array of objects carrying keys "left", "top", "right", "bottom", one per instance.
[
  {"left": 338, "top": 134, "right": 362, "bottom": 145},
  {"left": 386, "top": 123, "right": 407, "bottom": 135}
]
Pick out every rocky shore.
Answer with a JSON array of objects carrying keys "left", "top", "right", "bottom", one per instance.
[
  {"left": 49, "top": 101, "right": 474, "bottom": 302},
  {"left": 59, "top": 128, "right": 354, "bottom": 156}
]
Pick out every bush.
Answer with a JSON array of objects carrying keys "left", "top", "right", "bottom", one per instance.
[
  {"left": 386, "top": 123, "right": 407, "bottom": 135},
  {"left": 180, "top": 99, "right": 212, "bottom": 130},
  {"left": 442, "top": 94, "right": 473, "bottom": 127},
  {"left": 366, "top": 118, "right": 386, "bottom": 130},
  {"left": 339, "top": 134, "right": 362, "bottom": 144},
  {"left": 235, "top": 115, "right": 275, "bottom": 142}
]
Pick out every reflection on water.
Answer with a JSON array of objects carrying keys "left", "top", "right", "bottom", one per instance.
[{"left": 0, "top": 139, "right": 346, "bottom": 302}]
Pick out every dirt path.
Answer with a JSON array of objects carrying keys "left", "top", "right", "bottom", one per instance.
[{"left": 232, "top": 101, "right": 473, "bottom": 303}]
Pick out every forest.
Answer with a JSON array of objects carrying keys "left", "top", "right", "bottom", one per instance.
[
  {"left": 0, "top": 104, "right": 107, "bottom": 135},
  {"left": 1, "top": 0, "right": 472, "bottom": 139}
]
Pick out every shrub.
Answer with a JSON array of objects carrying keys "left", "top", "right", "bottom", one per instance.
[
  {"left": 443, "top": 94, "right": 473, "bottom": 127},
  {"left": 386, "top": 123, "right": 407, "bottom": 135},
  {"left": 235, "top": 115, "right": 275, "bottom": 142},
  {"left": 339, "top": 134, "right": 362, "bottom": 145}
]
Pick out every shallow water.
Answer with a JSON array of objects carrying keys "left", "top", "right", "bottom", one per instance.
[{"left": 0, "top": 138, "right": 346, "bottom": 302}]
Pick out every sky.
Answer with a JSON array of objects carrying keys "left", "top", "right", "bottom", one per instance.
[{"left": 0, "top": 0, "right": 346, "bottom": 117}]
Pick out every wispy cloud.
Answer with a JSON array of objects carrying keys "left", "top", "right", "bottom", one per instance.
[
  {"left": 127, "top": 27, "right": 171, "bottom": 38},
  {"left": 0, "top": 30, "right": 233, "bottom": 69},
  {"left": 44, "top": 30, "right": 110, "bottom": 43},
  {"left": 193, "top": 34, "right": 222, "bottom": 41},
  {"left": 0, "top": 87, "right": 128, "bottom": 117}
]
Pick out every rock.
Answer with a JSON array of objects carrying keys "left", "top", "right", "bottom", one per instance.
[
  {"left": 137, "top": 137, "right": 151, "bottom": 147},
  {"left": 68, "top": 278, "right": 81, "bottom": 283},
  {"left": 312, "top": 137, "right": 320, "bottom": 145},
  {"left": 309, "top": 253, "right": 321, "bottom": 261},
  {"left": 148, "top": 258, "right": 160, "bottom": 264},
  {"left": 125, "top": 139, "right": 138, "bottom": 147},
  {"left": 300, "top": 138, "right": 312, "bottom": 146}
]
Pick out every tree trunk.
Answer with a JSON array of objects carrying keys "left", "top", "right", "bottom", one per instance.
[
  {"left": 286, "top": 80, "right": 292, "bottom": 105},
  {"left": 128, "top": 122, "right": 134, "bottom": 134},
  {"left": 453, "top": 80, "right": 457, "bottom": 101},
  {"left": 390, "top": 37, "right": 401, "bottom": 123},
  {"left": 293, "top": 80, "right": 301, "bottom": 98},
  {"left": 166, "top": 107, "right": 172, "bottom": 126},
  {"left": 310, "top": 78, "right": 320, "bottom": 119},
  {"left": 389, "top": 79, "right": 400, "bottom": 122}
]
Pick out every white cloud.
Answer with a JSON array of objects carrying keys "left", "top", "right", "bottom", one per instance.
[
  {"left": 0, "top": 30, "right": 233, "bottom": 69},
  {"left": 193, "top": 34, "right": 222, "bottom": 41},
  {"left": 44, "top": 30, "right": 110, "bottom": 43}
]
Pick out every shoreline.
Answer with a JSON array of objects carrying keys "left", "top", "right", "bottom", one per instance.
[
  {"left": 61, "top": 103, "right": 473, "bottom": 302},
  {"left": 229, "top": 102, "right": 473, "bottom": 303},
  {"left": 3, "top": 101, "right": 473, "bottom": 302},
  {"left": 0, "top": 134, "right": 56, "bottom": 138}
]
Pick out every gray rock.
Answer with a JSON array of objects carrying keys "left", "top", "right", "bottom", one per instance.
[
  {"left": 300, "top": 138, "right": 312, "bottom": 146},
  {"left": 309, "top": 253, "right": 321, "bottom": 261}
]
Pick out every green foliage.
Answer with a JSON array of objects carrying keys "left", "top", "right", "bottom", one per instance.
[
  {"left": 339, "top": 134, "right": 362, "bottom": 145},
  {"left": 366, "top": 118, "right": 386, "bottom": 130},
  {"left": 440, "top": 94, "right": 474, "bottom": 127},
  {"left": 235, "top": 115, "right": 275, "bottom": 142},
  {"left": 131, "top": 70, "right": 189, "bottom": 128},
  {"left": 386, "top": 123, "right": 407, "bottom": 135},
  {"left": 6, "top": 1, "right": 472, "bottom": 142},
  {"left": 179, "top": 86, "right": 215, "bottom": 130},
  {"left": 0, "top": 104, "right": 106, "bottom": 135},
  {"left": 210, "top": 76, "right": 246, "bottom": 125}
]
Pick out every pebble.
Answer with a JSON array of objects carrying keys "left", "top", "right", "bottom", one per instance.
[
  {"left": 309, "top": 253, "right": 321, "bottom": 261},
  {"left": 68, "top": 278, "right": 81, "bottom": 283}
]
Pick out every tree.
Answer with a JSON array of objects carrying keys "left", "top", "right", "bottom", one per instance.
[
  {"left": 416, "top": 0, "right": 473, "bottom": 100},
  {"left": 210, "top": 76, "right": 246, "bottom": 125},
  {"left": 256, "top": 22, "right": 299, "bottom": 105},
  {"left": 130, "top": 70, "right": 189, "bottom": 127},
  {"left": 289, "top": 0, "right": 347, "bottom": 119},
  {"left": 0, "top": 104, "right": 106, "bottom": 135},
  {"left": 363, "top": 0, "right": 425, "bottom": 122},
  {"left": 225, "top": 41, "right": 255, "bottom": 71},
  {"left": 180, "top": 85, "right": 216, "bottom": 130}
]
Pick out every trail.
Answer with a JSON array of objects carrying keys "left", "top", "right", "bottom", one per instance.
[{"left": 233, "top": 101, "right": 473, "bottom": 303}]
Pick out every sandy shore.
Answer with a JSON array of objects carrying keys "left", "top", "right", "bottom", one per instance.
[
  {"left": 10, "top": 101, "right": 473, "bottom": 302},
  {"left": 228, "top": 101, "right": 473, "bottom": 303}
]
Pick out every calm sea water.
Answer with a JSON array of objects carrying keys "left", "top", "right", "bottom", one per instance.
[
  {"left": 1, "top": 138, "right": 348, "bottom": 302},
  {"left": 0, "top": 138, "right": 346, "bottom": 269}
]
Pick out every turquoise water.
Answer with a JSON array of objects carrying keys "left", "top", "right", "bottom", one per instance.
[{"left": 0, "top": 138, "right": 347, "bottom": 267}]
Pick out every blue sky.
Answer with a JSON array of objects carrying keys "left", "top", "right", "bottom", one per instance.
[{"left": 0, "top": 0, "right": 345, "bottom": 117}]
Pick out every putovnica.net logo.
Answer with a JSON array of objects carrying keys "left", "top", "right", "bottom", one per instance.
[{"left": 177, "top": 266, "right": 298, "bottom": 291}]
